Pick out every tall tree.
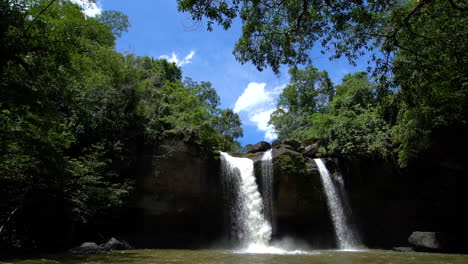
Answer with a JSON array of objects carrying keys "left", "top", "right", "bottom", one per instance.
[{"left": 269, "top": 65, "right": 333, "bottom": 140}]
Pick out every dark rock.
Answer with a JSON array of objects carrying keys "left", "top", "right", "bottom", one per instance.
[
  {"left": 408, "top": 232, "right": 441, "bottom": 251},
  {"left": 393, "top": 247, "right": 415, "bottom": 252},
  {"left": 297, "top": 145, "right": 305, "bottom": 153},
  {"left": 272, "top": 145, "right": 303, "bottom": 159},
  {"left": 245, "top": 144, "right": 255, "bottom": 153},
  {"left": 246, "top": 141, "right": 271, "bottom": 153},
  {"left": 271, "top": 139, "right": 301, "bottom": 151},
  {"left": 69, "top": 242, "right": 110, "bottom": 254},
  {"left": 282, "top": 139, "right": 301, "bottom": 151},
  {"left": 407, "top": 231, "right": 468, "bottom": 253},
  {"left": 302, "top": 143, "right": 320, "bottom": 158},
  {"left": 134, "top": 139, "right": 223, "bottom": 248},
  {"left": 269, "top": 144, "right": 331, "bottom": 246},
  {"left": 104, "top": 237, "right": 133, "bottom": 250}
]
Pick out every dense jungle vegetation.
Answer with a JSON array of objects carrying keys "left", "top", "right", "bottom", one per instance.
[
  {"left": 0, "top": 0, "right": 242, "bottom": 251},
  {"left": 0, "top": 0, "right": 466, "bottom": 253},
  {"left": 179, "top": 0, "right": 467, "bottom": 166}
]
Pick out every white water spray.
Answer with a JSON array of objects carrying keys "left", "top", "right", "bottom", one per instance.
[{"left": 314, "top": 158, "right": 362, "bottom": 250}]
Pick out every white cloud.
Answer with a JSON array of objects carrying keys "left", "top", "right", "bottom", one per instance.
[
  {"left": 250, "top": 109, "right": 278, "bottom": 141},
  {"left": 159, "top": 50, "right": 196, "bottom": 67},
  {"left": 70, "top": 0, "right": 102, "bottom": 17},
  {"left": 264, "top": 129, "right": 278, "bottom": 141},
  {"left": 234, "top": 82, "right": 285, "bottom": 141},
  {"left": 233, "top": 82, "right": 270, "bottom": 113}
]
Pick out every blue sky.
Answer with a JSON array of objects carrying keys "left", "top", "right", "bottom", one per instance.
[{"left": 75, "top": 0, "right": 371, "bottom": 146}]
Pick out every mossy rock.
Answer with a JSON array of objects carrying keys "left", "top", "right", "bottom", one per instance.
[{"left": 273, "top": 153, "right": 323, "bottom": 205}]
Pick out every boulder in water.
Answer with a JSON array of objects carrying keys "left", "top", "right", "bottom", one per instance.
[
  {"left": 69, "top": 242, "right": 110, "bottom": 254},
  {"left": 104, "top": 237, "right": 133, "bottom": 250},
  {"left": 246, "top": 141, "right": 271, "bottom": 153},
  {"left": 408, "top": 231, "right": 442, "bottom": 251}
]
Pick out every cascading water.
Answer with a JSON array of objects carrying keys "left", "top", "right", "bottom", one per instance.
[
  {"left": 261, "top": 149, "right": 274, "bottom": 230},
  {"left": 314, "top": 158, "right": 362, "bottom": 250},
  {"left": 219, "top": 151, "right": 315, "bottom": 254},
  {"left": 220, "top": 152, "right": 272, "bottom": 249}
]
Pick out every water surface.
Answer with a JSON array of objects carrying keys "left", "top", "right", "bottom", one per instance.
[{"left": 2, "top": 249, "right": 468, "bottom": 264}]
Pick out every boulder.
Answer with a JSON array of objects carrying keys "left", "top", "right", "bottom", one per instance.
[
  {"left": 302, "top": 143, "right": 320, "bottom": 158},
  {"left": 246, "top": 141, "right": 271, "bottom": 153},
  {"left": 272, "top": 145, "right": 303, "bottom": 160},
  {"left": 69, "top": 242, "right": 110, "bottom": 254},
  {"left": 271, "top": 139, "right": 301, "bottom": 151},
  {"left": 408, "top": 232, "right": 441, "bottom": 251},
  {"left": 282, "top": 139, "right": 301, "bottom": 151},
  {"left": 104, "top": 237, "right": 133, "bottom": 250},
  {"left": 272, "top": 139, "right": 282, "bottom": 148}
]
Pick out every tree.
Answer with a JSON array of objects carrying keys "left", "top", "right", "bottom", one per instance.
[
  {"left": 0, "top": 0, "right": 133, "bottom": 249},
  {"left": 330, "top": 72, "right": 377, "bottom": 114},
  {"left": 213, "top": 109, "right": 243, "bottom": 151},
  {"left": 269, "top": 65, "right": 333, "bottom": 141},
  {"left": 179, "top": 0, "right": 467, "bottom": 166},
  {"left": 177, "top": 0, "right": 404, "bottom": 73},
  {"left": 1, "top": 0, "right": 244, "bottom": 251},
  {"left": 184, "top": 77, "right": 220, "bottom": 110},
  {"left": 387, "top": 0, "right": 468, "bottom": 166},
  {"left": 270, "top": 70, "right": 392, "bottom": 157}
]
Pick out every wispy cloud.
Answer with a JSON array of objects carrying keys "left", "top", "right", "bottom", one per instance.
[
  {"left": 159, "top": 50, "right": 196, "bottom": 67},
  {"left": 234, "top": 82, "right": 285, "bottom": 141},
  {"left": 70, "top": 0, "right": 102, "bottom": 17}
]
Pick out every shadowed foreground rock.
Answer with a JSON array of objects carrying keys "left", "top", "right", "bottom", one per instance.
[
  {"left": 104, "top": 237, "right": 133, "bottom": 250},
  {"left": 407, "top": 231, "right": 468, "bottom": 253},
  {"left": 408, "top": 232, "right": 441, "bottom": 250},
  {"left": 69, "top": 242, "right": 110, "bottom": 254},
  {"left": 69, "top": 238, "right": 133, "bottom": 254}
]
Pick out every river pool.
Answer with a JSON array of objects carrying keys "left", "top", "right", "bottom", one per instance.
[{"left": 2, "top": 249, "right": 468, "bottom": 264}]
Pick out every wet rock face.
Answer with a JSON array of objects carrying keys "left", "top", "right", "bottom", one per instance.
[
  {"left": 134, "top": 140, "right": 223, "bottom": 248},
  {"left": 244, "top": 141, "right": 333, "bottom": 246}
]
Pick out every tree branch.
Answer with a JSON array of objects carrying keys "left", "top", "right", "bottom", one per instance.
[{"left": 0, "top": 207, "right": 21, "bottom": 235}]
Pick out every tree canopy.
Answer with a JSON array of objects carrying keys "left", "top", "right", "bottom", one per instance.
[
  {"left": 0, "top": 0, "right": 242, "bottom": 250},
  {"left": 179, "top": 0, "right": 467, "bottom": 167}
]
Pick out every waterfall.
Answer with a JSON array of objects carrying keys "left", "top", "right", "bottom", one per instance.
[
  {"left": 220, "top": 152, "right": 272, "bottom": 248},
  {"left": 261, "top": 149, "right": 274, "bottom": 230},
  {"left": 314, "top": 158, "right": 362, "bottom": 250}
]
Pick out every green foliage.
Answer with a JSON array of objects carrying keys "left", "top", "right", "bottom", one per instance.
[
  {"left": 269, "top": 66, "right": 333, "bottom": 141},
  {"left": 271, "top": 70, "right": 392, "bottom": 158},
  {"left": 0, "top": 0, "right": 243, "bottom": 249},
  {"left": 179, "top": 0, "right": 467, "bottom": 167},
  {"left": 64, "top": 144, "right": 131, "bottom": 223},
  {"left": 97, "top": 10, "right": 131, "bottom": 37},
  {"left": 387, "top": 0, "right": 467, "bottom": 166},
  {"left": 177, "top": 0, "right": 397, "bottom": 73}
]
